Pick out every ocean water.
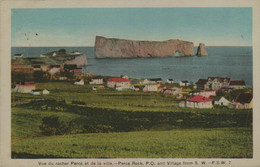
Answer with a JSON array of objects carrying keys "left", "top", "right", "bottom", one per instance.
[{"left": 11, "top": 46, "right": 253, "bottom": 86}]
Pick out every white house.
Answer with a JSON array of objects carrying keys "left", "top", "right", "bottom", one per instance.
[
  {"left": 163, "top": 87, "right": 181, "bottom": 95},
  {"left": 186, "top": 95, "right": 213, "bottom": 108},
  {"left": 14, "top": 54, "right": 23, "bottom": 58},
  {"left": 214, "top": 97, "right": 230, "bottom": 106},
  {"left": 179, "top": 81, "right": 189, "bottom": 87},
  {"left": 107, "top": 78, "right": 130, "bottom": 88},
  {"left": 42, "top": 89, "right": 50, "bottom": 95},
  {"left": 166, "top": 79, "right": 174, "bottom": 84},
  {"left": 143, "top": 84, "right": 160, "bottom": 92},
  {"left": 199, "top": 91, "right": 216, "bottom": 98},
  {"left": 89, "top": 78, "right": 103, "bottom": 85},
  {"left": 74, "top": 79, "right": 84, "bottom": 85},
  {"left": 229, "top": 80, "right": 246, "bottom": 90},
  {"left": 14, "top": 82, "right": 36, "bottom": 93},
  {"left": 30, "top": 89, "right": 41, "bottom": 95}
]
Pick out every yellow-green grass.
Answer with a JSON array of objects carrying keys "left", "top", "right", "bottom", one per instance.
[
  {"left": 12, "top": 128, "right": 252, "bottom": 158},
  {"left": 11, "top": 107, "right": 81, "bottom": 140},
  {"left": 13, "top": 82, "right": 248, "bottom": 112}
]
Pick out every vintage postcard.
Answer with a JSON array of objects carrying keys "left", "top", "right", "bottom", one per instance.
[{"left": 1, "top": 0, "right": 260, "bottom": 166}]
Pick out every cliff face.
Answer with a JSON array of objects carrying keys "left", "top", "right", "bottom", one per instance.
[
  {"left": 64, "top": 55, "right": 88, "bottom": 67},
  {"left": 95, "top": 36, "right": 194, "bottom": 58},
  {"left": 196, "top": 43, "right": 208, "bottom": 56}
]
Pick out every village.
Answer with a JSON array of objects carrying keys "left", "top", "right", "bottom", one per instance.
[{"left": 12, "top": 52, "right": 253, "bottom": 110}]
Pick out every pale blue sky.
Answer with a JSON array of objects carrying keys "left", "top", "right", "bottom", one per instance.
[{"left": 11, "top": 8, "right": 252, "bottom": 47}]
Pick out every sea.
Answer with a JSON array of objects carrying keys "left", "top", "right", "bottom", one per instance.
[{"left": 11, "top": 46, "right": 253, "bottom": 87}]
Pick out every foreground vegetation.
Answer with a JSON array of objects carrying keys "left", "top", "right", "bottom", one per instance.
[
  {"left": 11, "top": 81, "right": 253, "bottom": 158},
  {"left": 12, "top": 128, "right": 252, "bottom": 158}
]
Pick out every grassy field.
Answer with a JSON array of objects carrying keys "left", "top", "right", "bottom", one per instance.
[
  {"left": 12, "top": 128, "right": 252, "bottom": 158},
  {"left": 11, "top": 81, "right": 253, "bottom": 158}
]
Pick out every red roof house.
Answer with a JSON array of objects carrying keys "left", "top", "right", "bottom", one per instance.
[
  {"left": 186, "top": 95, "right": 213, "bottom": 108},
  {"left": 107, "top": 77, "right": 130, "bottom": 88}
]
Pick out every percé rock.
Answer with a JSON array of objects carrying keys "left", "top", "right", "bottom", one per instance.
[
  {"left": 196, "top": 43, "right": 208, "bottom": 56},
  {"left": 95, "top": 36, "right": 194, "bottom": 58}
]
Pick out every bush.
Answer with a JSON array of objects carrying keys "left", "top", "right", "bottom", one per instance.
[{"left": 40, "top": 116, "right": 70, "bottom": 136}]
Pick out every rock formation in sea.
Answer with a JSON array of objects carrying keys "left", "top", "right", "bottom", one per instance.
[
  {"left": 196, "top": 43, "right": 208, "bottom": 56},
  {"left": 95, "top": 36, "right": 194, "bottom": 58}
]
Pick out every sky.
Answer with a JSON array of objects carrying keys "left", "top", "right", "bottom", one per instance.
[{"left": 11, "top": 8, "right": 252, "bottom": 47}]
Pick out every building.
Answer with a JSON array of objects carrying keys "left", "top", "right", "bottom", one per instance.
[
  {"left": 166, "top": 79, "right": 174, "bottom": 84},
  {"left": 232, "top": 93, "right": 253, "bottom": 109},
  {"left": 206, "top": 77, "right": 230, "bottom": 90},
  {"left": 229, "top": 80, "right": 246, "bottom": 89},
  {"left": 185, "top": 95, "right": 213, "bottom": 108},
  {"left": 74, "top": 79, "right": 84, "bottom": 85},
  {"left": 212, "top": 96, "right": 230, "bottom": 106},
  {"left": 14, "top": 82, "right": 36, "bottom": 93},
  {"left": 179, "top": 81, "right": 189, "bottom": 87},
  {"left": 32, "top": 65, "right": 41, "bottom": 71},
  {"left": 143, "top": 83, "right": 160, "bottom": 92},
  {"left": 42, "top": 89, "right": 50, "bottom": 95},
  {"left": 14, "top": 54, "right": 23, "bottom": 58},
  {"left": 30, "top": 89, "right": 42, "bottom": 95},
  {"left": 149, "top": 78, "right": 163, "bottom": 84},
  {"left": 89, "top": 78, "right": 103, "bottom": 85},
  {"left": 196, "top": 77, "right": 230, "bottom": 90},
  {"left": 163, "top": 87, "right": 181, "bottom": 95},
  {"left": 199, "top": 91, "right": 216, "bottom": 98},
  {"left": 130, "top": 79, "right": 140, "bottom": 85},
  {"left": 196, "top": 79, "right": 208, "bottom": 90},
  {"left": 107, "top": 78, "right": 130, "bottom": 88}
]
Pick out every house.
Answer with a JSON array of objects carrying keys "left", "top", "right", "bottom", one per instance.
[
  {"left": 188, "top": 91, "right": 200, "bottom": 96},
  {"left": 42, "top": 89, "right": 50, "bottom": 95},
  {"left": 166, "top": 79, "right": 174, "bottom": 84},
  {"left": 73, "top": 68, "right": 82, "bottom": 75},
  {"left": 229, "top": 80, "right": 246, "bottom": 89},
  {"left": 130, "top": 79, "right": 140, "bottom": 85},
  {"left": 179, "top": 81, "right": 189, "bottom": 87},
  {"left": 163, "top": 87, "right": 181, "bottom": 95},
  {"left": 185, "top": 95, "right": 213, "bottom": 108},
  {"left": 143, "top": 83, "right": 160, "bottom": 92},
  {"left": 74, "top": 79, "right": 84, "bottom": 85},
  {"left": 179, "top": 101, "right": 186, "bottom": 107},
  {"left": 196, "top": 79, "right": 208, "bottom": 90},
  {"left": 72, "top": 51, "right": 81, "bottom": 55},
  {"left": 59, "top": 76, "right": 68, "bottom": 80},
  {"left": 149, "top": 78, "right": 163, "bottom": 84},
  {"left": 14, "top": 82, "right": 36, "bottom": 93},
  {"left": 14, "top": 54, "right": 23, "bottom": 58},
  {"left": 32, "top": 65, "right": 41, "bottom": 71},
  {"left": 89, "top": 78, "right": 103, "bottom": 85},
  {"left": 121, "top": 75, "right": 129, "bottom": 79},
  {"left": 30, "top": 89, "right": 42, "bottom": 95},
  {"left": 211, "top": 96, "right": 230, "bottom": 106},
  {"left": 107, "top": 78, "right": 130, "bottom": 88},
  {"left": 199, "top": 91, "right": 216, "bottom": 98},
  {"left": 232, "top": 93, "right": 253, "bottom": 109}
]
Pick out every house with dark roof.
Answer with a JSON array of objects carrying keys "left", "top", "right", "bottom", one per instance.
[
  {"left": 210, "top": 96, "right": 230, "bottom": 106},
  {"left": 149, "top": 78, "right": 163, "bottom": 84},
  {"left": 229, "top": 80, "right": 246, "bottom": 89},
  {"left": 179, "top": 80, "right": 189, "bottom": 87},
  {"left": 232, "top": 93, "right": 253, "bottom": 109},
  {"left": 166, "top": 79, "right": 174, "bottom": 84},
  {"left": 89, "top": 77, "right": 103, "bottom": 85},
  {"left": 196, "top": 79, "right": 208, "bottom": 90}
]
